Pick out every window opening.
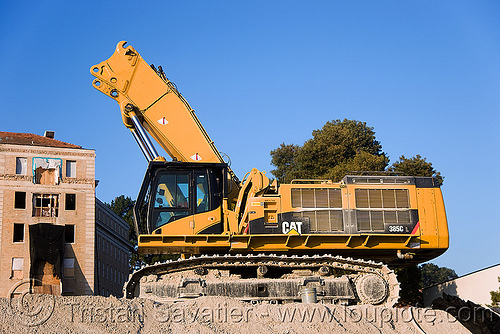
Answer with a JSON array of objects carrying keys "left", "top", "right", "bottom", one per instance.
[
  {"left": 65, "top": 194, "right": 76, "bottom": 210},
  {"left": 66, "top": 160, "right": 76, "bottom": 178},
  {"left": 33, "top": 194, "right": 59, "bottom": 217},
  {"left": 33, "top": 158, "right": 62, "bottom": 185},
  {"left": 14, "top": 192, "right": 26, "bottom": 209},
  {"left": 11, "top": 258, "right": 24, "bottom": 279},
  {"left": 65, "top": 225, "right": 75, "bottom": 243},
  {"left": 63, "top": 258, "right": 75, "bottom": 278},
  {"left": 16, "top": 157, "right": 27, "bottom": 175},
  {"left": 13, "top": 223, "right": 24, "bottom": 242}
]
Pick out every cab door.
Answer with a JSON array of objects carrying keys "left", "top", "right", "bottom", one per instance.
[
  {"left": 151, "top": 172, "right": 192, "bottom": 233},
  {"left": 193, "top": 170, "right": 223, "bottom": 234}
]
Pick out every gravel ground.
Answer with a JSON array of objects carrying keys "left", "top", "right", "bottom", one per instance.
[{"left": 0, "top": 295, "right": 471, "bottom": 333}]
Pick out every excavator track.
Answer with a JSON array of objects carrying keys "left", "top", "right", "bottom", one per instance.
[{"left": 125, "top": 254, "right": 400, "bottom": 307}]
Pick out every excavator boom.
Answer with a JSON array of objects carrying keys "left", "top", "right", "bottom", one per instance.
[{"left": 91, "top": 41, "right": 224, "bottom": 165}]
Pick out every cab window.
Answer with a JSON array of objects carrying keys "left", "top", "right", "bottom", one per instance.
[
  {"left": 196, "top": 173, "right": 209, "bottom": 213},
  {"left": 153, "top": 174, "right": 190, "bottom": 228},
  {"left": 155, "top": 174, "right": 189, "bottom": 208}
]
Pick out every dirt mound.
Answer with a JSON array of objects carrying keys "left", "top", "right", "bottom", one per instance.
[
  {"left": 0, "top": 295, "right": 470, "bottom": 333},
  {"left": 432, "top": 293, "right": 500, "bottom": 334}
]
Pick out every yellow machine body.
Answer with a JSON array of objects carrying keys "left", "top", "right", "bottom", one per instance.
[{"left": 91, "top": 41, "right": 449, "bottom": 267}]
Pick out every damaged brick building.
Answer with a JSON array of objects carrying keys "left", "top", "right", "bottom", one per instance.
[{"left": 0, "top": 131, "right": 131, "bottom": 297}]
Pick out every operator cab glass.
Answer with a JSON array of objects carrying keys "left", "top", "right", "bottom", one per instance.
[
  {"left": 195, "top": 173, "right": 209, "bottom": 213},
  {"left": 149, "top": 167, "right": 223, "bottom": 231},
  {"left": 153, "top": 173, "right": 190, "bottom": 228}
]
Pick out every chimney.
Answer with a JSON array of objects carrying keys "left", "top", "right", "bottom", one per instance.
[{"left": 44, "top": 131, "right": 55, "bottom": 139}]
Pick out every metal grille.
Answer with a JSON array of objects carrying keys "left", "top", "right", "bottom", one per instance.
[
  {"left": 291, "top": 188, "right": 342, "bottom": 208},
  {"left": 350, "top": 177, "right": 411, "bottom": 184},
  {"left": 355, "top": 210, "right": 411, "bottom": 232},
  {"left": 291, "top": 188, "right": 343, "bottom": 232},
  {"left": 293, "top": 210, "right": 343, "bottom": 232},
  {"left": 355, "top": 189, "right": 409, "bottom": 208},
  {"left": 354, "top": 188, "right": 410, "bottom": 231}
]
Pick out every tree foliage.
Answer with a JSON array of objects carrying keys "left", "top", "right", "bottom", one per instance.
[
  {"left": 106, "top": 195, "right": 176, "bottom": 272},
  {"left": 270, "top": 119, "right": 389, "bottom": 183},
  {"left": 107, "top": 195, "right": 135, "bottom": 242},
  {"left": 395, "top": 265, "right": 423, "bottom": 306},
  {"left": 389, "top": 154, "right": 444, "bottom": 185},
  {"left": 270, "top": 143, "right": 301, "bottom": 184},
  {"left": 491, "top": 277, "right": 500, "bottom": 307},
  {"left": 106, "top": 196, "right": 139, "bottom": 271},
  {"left": 420, "top": 263, "right": 458, "bottom": 288},
  {"left": 270, "top": 118, "right": 443, "bottom": 184},
  {"left": 396, "top": 263, "right": 458, "bottom": 306}
]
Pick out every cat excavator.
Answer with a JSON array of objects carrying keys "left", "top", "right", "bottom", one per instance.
[{"left": 91, "top": 41, "right": 449, "bottom": 306}]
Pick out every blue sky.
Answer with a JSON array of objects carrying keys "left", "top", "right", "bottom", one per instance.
[{"left": 1, "top": 1, "right": 499, "bottom": 276}]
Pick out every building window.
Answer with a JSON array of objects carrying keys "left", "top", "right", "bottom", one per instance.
[
  {"left": 16, "top": 157, "right": 27, "bottom": 175},
  {"left": 33, "top": 158, "right": 62, "bottom": 185},
  {"left": 65, "top": 225, "right": 75, "bottom": 243},
  {"left": 65, "top": 194, "right": 76, "bottom": 210},
  {"left": 11, "top": 258, "right": 23, "bottom": 279},
  {"left": 13, "top": 223, "right": 24, "bottom": 243},
  {"left": 63, "top": 258, "right": 75, "bottom": 278},
  {"left": 66, "top": 160, "right": 76, "bottom": 178},
  {"left": 32, "top": 194, "right": 59, "bottom": 217},
  {"left": 14, "top": 192, "right": 26, "bottom": 209}
]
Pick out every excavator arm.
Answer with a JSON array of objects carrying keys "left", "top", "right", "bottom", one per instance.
[{"left": 91, "top": 41, "right": 224, "bottom": 164}]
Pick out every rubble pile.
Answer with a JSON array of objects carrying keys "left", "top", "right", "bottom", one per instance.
[
  {"left": 0, "top": 295, "right": 472, "bottom": 333},
  {"left": 432, "top": 293, "right": 500, "bottom": 334}
]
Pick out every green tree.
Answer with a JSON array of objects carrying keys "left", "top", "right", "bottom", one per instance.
[
  {"left": 395, "top": 263, "right": 458, "bottom": 306},
  {"left": 491, "top": 277, "right": 500, "bottom": 307},
  {"left": 420, "top": 263, "right": 458, "bottom": 288},
  {"left": 395, "top": 265, "right": 423, "bottom": 306},
  {"left": 323, "top": 150, "right": 389, "bottom": 182},
  {"left": 106, "top": 196, "right": 139, "bottom": 271},
  {"left": 270, "top": 143, "right": 301, "bottom": 184},
  {"left": 270, "top": 119, "right": 389, "bottom": 182},
  {"left": 107, "top": 195, "right": 135, "bottom": 241},
  {"left": 107, "top": 195, "right": 175, "bottom": 272},
  {"left": 389, "top": 155, "right": 444, "bottom": 185},
  {"left": 270, "top": 119, "right": 444, "bottom": 184}
]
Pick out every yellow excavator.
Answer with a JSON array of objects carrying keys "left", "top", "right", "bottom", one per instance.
[{"left": 91, "top": 41, "right": 449, "bottom": 306}]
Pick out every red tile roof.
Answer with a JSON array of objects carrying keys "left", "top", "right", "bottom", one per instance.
[{"left": 0, "top": 132, "right": 82, "bottom": 149}]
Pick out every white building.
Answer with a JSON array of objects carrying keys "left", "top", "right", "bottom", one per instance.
[{"left": 423, "top": 263, "right": 500, "bottom": 307}]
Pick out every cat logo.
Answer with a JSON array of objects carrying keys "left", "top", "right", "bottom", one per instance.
[{"left": 282, "top": 221, "right": 303, "bottom": 235}]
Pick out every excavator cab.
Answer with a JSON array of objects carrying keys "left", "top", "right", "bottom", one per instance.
[{"left": 133, "top": 162, "right": 229, "bottom": 236}]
